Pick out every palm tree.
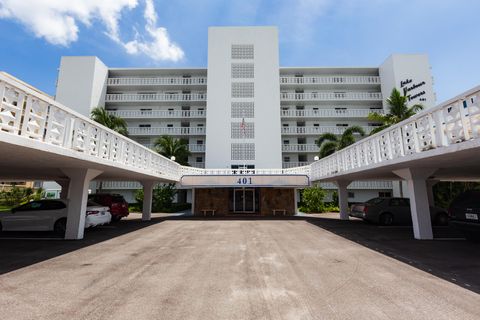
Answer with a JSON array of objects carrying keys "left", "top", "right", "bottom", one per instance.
[
  {"left": 367, "top": 88, "right": 423, "bottom": 135},
  {"left": 316, "top": 126, "right": 366, "bottom": 158},
  {"left": 90, "top": 107, "right": 129, "bottom": 136},
  {"left": 154, "top": 135, "right": 191, "bottom": 165}
]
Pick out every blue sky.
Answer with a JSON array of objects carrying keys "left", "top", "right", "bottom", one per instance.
[{"left": 0, "top": 0, "right": 478, "bottom": 102}]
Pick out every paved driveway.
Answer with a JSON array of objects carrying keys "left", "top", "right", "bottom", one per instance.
[{"left": 0, "top": 214, "right": 479, "bottom": 320}]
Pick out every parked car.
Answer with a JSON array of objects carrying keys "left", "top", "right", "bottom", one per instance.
[
  {"left": 448, "top": 190, "right": 480, "bottom": 241},
  {"left": 88, "top": 193, "right": 129, "bottom": 221},
  {"left": 0, "top": 199, "right": 111, "bottom": 235},
  {"left": 350, "top": 197, "right": 449, "bottom": 226}
]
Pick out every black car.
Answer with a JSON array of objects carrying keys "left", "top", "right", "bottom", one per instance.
[{"left": 448, "top": 190, "right": 480, "bottom": 241}]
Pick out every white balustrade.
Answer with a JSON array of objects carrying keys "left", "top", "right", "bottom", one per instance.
[
  {"left": 128, "top": 127, "right": 206, "bottom": 136},
  {"left": 107, "top": 109, "right": 206, "bottom": 118},
  {"left": 283, "top": 162, "right": 310, "bottom": 168},
  {"left": 0, "top": 72, "right": 182, "bottom": 182},
  {"left": 281, "top": 108, "right": 384, "bottom": 118},
  {"left": 280, "top": 92, "right": 382, "bottom": 101},
  {"left": 107, "top": 77, "right": 207, "bottom": 86},
  {"left": 310, "top": 86, "right": 480, "bottom": 181},
  {"left": 281, "top": 126, "right": 374, "bottom": 135},
  {"left": 318, "top": 181, "right": 393, "bottom": 189},
  {"left": 280, "top": 76, "right": 381, "bottom": 85},
  {"left": 105, "top": 93, "right": 207, "bottom": 102},
  {"left": 282, "top": 144, "right": 319, "bottom": 152}
]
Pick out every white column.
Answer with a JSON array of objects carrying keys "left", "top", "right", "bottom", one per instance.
[
  {"left": 141, "top": 181, "right": 155, "bottom": 221},
  {"left": 61, "top": 168, "right": 102, "bottom": 240},
  {"left": 393, "top": 168, "right": 437, "bottom": 240},
  {"left": 55, "top": 179, "right": 70, "bottom": 200},
  {"left": 334, "top": 180, "right": 351, "bottom": 220}
]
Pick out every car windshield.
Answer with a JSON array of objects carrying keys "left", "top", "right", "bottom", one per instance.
[
  {"left": 112, "top": 195, "right": 125, "bottom": 202},
  {"left": 366, "top": 198, "right": 384, "bottom": 205}
]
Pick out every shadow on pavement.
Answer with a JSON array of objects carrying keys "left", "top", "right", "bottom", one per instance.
[
  {"left": 0, "top": 215, "right": 169, "bottom": 275},
  {"left": 303, "top": 214, "right": 480, "bottom": 294}
]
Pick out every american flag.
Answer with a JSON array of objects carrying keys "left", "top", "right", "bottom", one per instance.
[{"left": 240, "top": 118, "right": 246, "bottom": 135}]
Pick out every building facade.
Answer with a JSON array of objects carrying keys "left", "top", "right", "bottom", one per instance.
[{"left": 52, "top": 26, "right": 435, "bottom": 204}]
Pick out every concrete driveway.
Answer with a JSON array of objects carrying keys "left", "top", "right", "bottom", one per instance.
[{"left": 0, "top": 213, "right": 479, "bottom": 320}]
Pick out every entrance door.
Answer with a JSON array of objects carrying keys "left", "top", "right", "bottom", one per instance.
[{"left": 234, "top": 189, "right": 255, "bottom": 213}]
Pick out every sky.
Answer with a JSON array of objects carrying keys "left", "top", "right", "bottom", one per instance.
[{"left": 0, "top": 0, "right": 478, "bottom": 103}]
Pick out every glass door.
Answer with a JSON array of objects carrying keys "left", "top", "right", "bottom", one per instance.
[{"left": 233, "top": 188, "right": 256, "bottom": 213}]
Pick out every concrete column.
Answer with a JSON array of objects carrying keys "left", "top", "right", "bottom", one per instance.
[
  {"left": 61, "top": 168, "right": 102, "bottom": 240},
  {"left": 55, "top": 179, "right": 70, "bottom": 200},
  {"left": 334, "top": 180, "right": 351, "bottom": 220},
  {"left": 426, "top": 180, "right": 439, "bottom": 207},
  {"left": 141, "top": 181, "right": 155, "bottom": 221},
  {"left": 393, "top": 168, "right": 437, "bottom": 240}
]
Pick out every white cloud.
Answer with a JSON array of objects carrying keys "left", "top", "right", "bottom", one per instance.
[
  {"left": 122, "top": 0, "right": 184, "bottom": 62},
  {"left": 0, "top": 0, "right": 184, "bottom": 62}
]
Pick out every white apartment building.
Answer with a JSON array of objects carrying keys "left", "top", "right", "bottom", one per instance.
[{"left": 52, "top": 26, "right": 435, "bottom": 203}]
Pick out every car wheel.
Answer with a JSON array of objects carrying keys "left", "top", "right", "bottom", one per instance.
[
  {"left": 379, "top": 213, "right": 394, "bottom": 226},
  {"left": 54, "top": 218, "right": 67, "bottom": 236},
  {"left": 434, "top": 212, "right": 449, "bottom": 226}
]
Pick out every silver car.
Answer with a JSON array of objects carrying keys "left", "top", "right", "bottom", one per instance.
[
  {"left": 350, "top": 197, "right": 449, "bottom": 226},
  {"left": 0, "top": 199, "right": 111, "bottom": 235}
]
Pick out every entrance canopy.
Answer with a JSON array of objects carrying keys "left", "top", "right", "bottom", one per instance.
[{"left": 180, "top": 174, "right": 309, "bottom": 188}]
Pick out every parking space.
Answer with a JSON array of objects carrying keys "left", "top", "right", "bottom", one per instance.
[{"left": 0, "top": 213, "right": 479, "bottom": 319}]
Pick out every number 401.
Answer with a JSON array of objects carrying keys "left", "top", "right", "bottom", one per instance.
[{"left": 237, "top": 177, "right": 252, "bottom": 185}]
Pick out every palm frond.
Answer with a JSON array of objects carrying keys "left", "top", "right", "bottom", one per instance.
[
  {"left": 315, "top": 132, "right": 338, "bottom": 147},
  {"left": 319, "top": 141, "right": 337, "bottom": 159}
]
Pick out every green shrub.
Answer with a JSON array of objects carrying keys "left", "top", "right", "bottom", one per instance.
[
  {"left": 300, "top": 186, "right": 326, "bottom": 213},
  {"left": 134, "top": 183, "right": 189, "bottom": 213}
]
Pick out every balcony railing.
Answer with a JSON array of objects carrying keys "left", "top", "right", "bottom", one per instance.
[
  {"left": 281, "top": 108, "right": 384, "bottom": 118},
  {"left": 310, "top": 86, "right": 480, "bottom": 181},
  {"left": 283, "top": 162, "right": 310, "bottom": 168},
  {"left": 282, "top": 144, "right": 319, "bottom": 152},
  {"left": 128, "top": 127, "right": 206, "bottom": 136},
  {"left": 107, "top": 77, "right": 207, "bottom": 86},
  {"left": 107, "top": 109, "right": 206, "bottom": 118},
  {"left": 280, "top": 92, "right": 382, "bottom": 101},
  {"left": 281, "top": 126, "right": 374, "bottom": 135},
  {"left": 280, "top": 76, "right": 381, "bottom": 85},
  {"left": 319, "top": 181, "right": 393, "bottom": 190},
  {"left": 105, "top": 93, "right": 207, "bottom": 103},
  {"left": 140, "top": 144, "right": 205, "bottom": 152}
]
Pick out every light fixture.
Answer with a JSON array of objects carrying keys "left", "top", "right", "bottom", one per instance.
[
  {"left": 170, "top": 156, "right": 176, "bottom": 161},
  {"left": 314, "top": 156, "right": 319, "bottom": 161}
]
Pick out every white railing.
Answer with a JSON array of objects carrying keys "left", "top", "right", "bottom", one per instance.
[
  {"left": 107, "top": 109, "right": 206, "bottom": 118},
  {"left": 318, "top": 181, "right": 393, "bottom": 190},
  {"left": 101, "top": 181, "right": 142, "bottom": 189},
  {"left": 105, "top": 93, "right": 207, "bottom": 102},
  {"left": 280, "top": 76, "right": 381, "bottom": 85},
  {"left": 107, "top": 77, "right": 207, "bottom": 86},
  {"left": 188, "top": 144, "right": 206, "bottom": 152},
  {"left": 281, "top": 126, "right": 374, "bottom": 135},
  {"left": 281, "top": 108, "right": 384, "bottom": 118},
  {"left": 128, "top": 127, "right": 206, "bottom": 136},
  {"left": 310, "top": 86, "right": 480, "bottom": 181},
  {"left": 283, "top": 162, "right": 310, "bottom": 168},
  {"left": 0, "top": 72, "right": 182, "bottom": 181},
  {"left": 282, "top": 144, "right": 319, "bottom": 152},
  {"left": 280, "top": 92, "right": 382, "bottom": 101},
  {"left": 180, "top": 167, "right": 311, "bottom": 176}
]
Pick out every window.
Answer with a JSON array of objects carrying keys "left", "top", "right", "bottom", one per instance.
[
  {"left": 196, "top": 157, "right": 203, "bottom": 163},
  {"left": 282, "top": 123, "right": 289, "bottom": 127},
  {"left": 232, "top": 82, "right": 254, "bottom": 98},
  {"left": 196, "top": 140, "right": 203, "bottom": 145},
  {"left": 336, "top": 123, "right": 348, "bottom": 127},
  {"left": 231, "top": 102, "right": 254, "bottom": 118},
  {"left": 197, "top": 124, "right": 204, "bottom": 127},
  {"left": 167, "top": 124, "right": 173, "bottom": 128},
  {"left": 298, "top": 154, "right": 307, "bottom": 162},
  {"left": 284, "top": 156, "right": 290, "bottom": 162},
  {"left": 231, "top": 143, "right": 255, "bottom": 160},
  {"left": 348, "top": 192, "right": 355, "bottom": 198},
  {"left": 231, "top": 63, "right": 254, "bottom": 78},
  {"left": 16, "top": 201, "right": 43, "bottom": 211},
  {"left": 389, "top": 198, "right": 409, "bottom": 207},
  {"left": 231, "top": 44, "right": 254, "bottom": 59},
  {"left": 283, "top": 140, "right": 290, "bottom": 145},
  {"left": 139, "top": 124, "right": 151, "bottom": 128},
  {"left": 378, "top": 191, "right": 392, "bottom": 198}
]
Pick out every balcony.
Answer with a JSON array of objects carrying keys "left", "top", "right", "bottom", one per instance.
[
  {"left": 105, "top": 93, "right": 207, "bottom": 103},
  {"left": 281, "top": 126, "right": 374, "bottom": 135},
  {"left": 128, "top": 127, "right": 206, "bottom": 136},
  {"left": 283, "top": 162, "right": 310, "bottom": 168},
  {"left": 107, "top": 109, "right": 206, "bottom": 119},
  {"left": 141, "top": 144, "right": 206, "bottom": 152},
  {"left": 280, "top": 76, "right": 380, "bottom": 85},
  {"left": 107, "top": 77, "right": 207, "bottom": 86},
  {"left": 282, "top": 144, "right": 319, "bottom": 152},
  {"left": 281, "top": 108, "right": 384, "bottom": 118},
  {"left": 280, "top": 92, "right": 382, "bottom": 102}
]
